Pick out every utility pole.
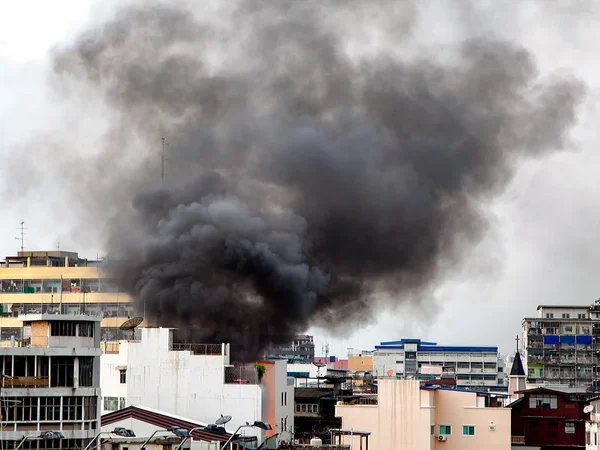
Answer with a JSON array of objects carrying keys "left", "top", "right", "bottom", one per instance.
[
  {"left": 161, "top": 137, "right": 168, "bottom": 185},
  {"left": 15, "top": 222, "right": 26, "bottom": 252}
]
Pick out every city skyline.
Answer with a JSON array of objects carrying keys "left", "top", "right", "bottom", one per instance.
[{"left": 2, "top": 1, "right": 600, "bottom": 360}]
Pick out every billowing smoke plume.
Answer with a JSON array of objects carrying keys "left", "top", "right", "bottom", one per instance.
[{"left": 50, "top": 1, "right": 584, "bottom": 359}]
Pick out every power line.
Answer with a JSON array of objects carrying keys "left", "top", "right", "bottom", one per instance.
[{"left": 15, "top": 222, "right": 26, "bottom": 252}]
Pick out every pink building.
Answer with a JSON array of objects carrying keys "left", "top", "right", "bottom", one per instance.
[{"left": 335, "top": 379, "right": 511, "bottom": 450}]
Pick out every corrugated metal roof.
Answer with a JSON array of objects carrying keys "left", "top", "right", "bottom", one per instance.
[{"left": 101, "top": 406, "right": 232, "bottom": 443}]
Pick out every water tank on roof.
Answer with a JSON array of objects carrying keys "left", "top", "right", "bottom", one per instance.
[{"left": 310, "top": 437, "right": 323, "bottom": 447}]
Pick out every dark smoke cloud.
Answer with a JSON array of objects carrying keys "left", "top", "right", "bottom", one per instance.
[{"left": 49, "top": 1, "right": 584, "bottom": 360}]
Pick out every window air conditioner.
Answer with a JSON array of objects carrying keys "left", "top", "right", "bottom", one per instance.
[{"left": 438, "top": 435, "right": 447, "bottom": 442}]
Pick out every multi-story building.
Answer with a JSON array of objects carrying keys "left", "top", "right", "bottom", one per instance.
[
  {"left": 0, "top": 313, "right": 102, "bottom": 449},
  {"left": 100, "top": 327, "right": 294, "bottom": 445},
  {"left": 335, "top": 379, "right": 511, "bottom": 450},
  {"left": 0, "top": 251, "right": 135, "bottom": 341},
  {"left": 522, "top": 303, "right": 600, "bottom": 389},
  {"left": 372, "top": 339, "right": 504, "bottom": 391},
  {"left": 267, "top": 335, "right": 315, "bottom": 362}
]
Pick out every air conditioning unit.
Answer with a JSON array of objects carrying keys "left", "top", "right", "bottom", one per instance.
[
  {"left": 438, "top": 435, "right": 447, "bottom": 442},
  {"left": 294, "top": 439, "right": 300, "bottom": 445}
]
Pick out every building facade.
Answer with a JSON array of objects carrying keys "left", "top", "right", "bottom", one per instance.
[
  {"left": 335, "top": 379, "right": 511, "bottom": 450},
  {"left": 511, "top": 387, "right": 590, "bottom": 448},
  {"left": 0, "top": 313, "right": 102, "bottom": 449},
  {"left": 101, "top": 328, "right": 293, "bottom": 444},
  {"left": 522, "top": 304, "right": 600, "bottom": 389},
  {"left": 267, "top": 335, "right": 315, "bottom": 362},
  {"left": 0, "top": 251, "right": 134, "bottom": 342},
  {"left": 585, "top": 397, "right": 600, "bottom": 450},
  {"left": 372, "top": 339, "right": 504, "bottom": 391}
]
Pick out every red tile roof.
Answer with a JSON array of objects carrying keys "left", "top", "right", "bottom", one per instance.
[{"left": 101, "top": 406, "right": 232, "bottom": 443}]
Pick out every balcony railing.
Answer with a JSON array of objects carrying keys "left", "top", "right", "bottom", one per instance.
[
  {"left": 170, "top": 343, "right": 223, "bottom": 355},
  {"left": 512, "top": 436, "right": 525, "bottom": 445},
  {"left": 1, "top": 376, "right": 49, "bottom": 388},
  {"left": 225, "top": 366, "right": 259, "bottom": 385}
]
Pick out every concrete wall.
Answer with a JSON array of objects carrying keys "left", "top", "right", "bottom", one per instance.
[{"left": 348, "top": 356, "right": 373, "bottom": 372}]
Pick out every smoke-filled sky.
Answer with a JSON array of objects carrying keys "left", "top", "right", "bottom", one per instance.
[{"left": 1, "top": 0, "right": 599, "bottom": 359}]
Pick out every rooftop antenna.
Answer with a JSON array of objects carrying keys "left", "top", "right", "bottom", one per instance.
[
  {"left": 15, "top": 222, "right": 26, "bottom": 252},
  {"left": 322, "top": 342, "right": 330, "bottom": 360},
  {"left": 56, "top": 240, "right": 60, "bottom": 252},
  {"left": 161, "top": 137, "right": 168, "bottom": 185}
]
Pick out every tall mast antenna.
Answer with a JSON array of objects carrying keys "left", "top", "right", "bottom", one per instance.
[
  {"left": 15, "top": 222, "right": 26, "bottom": 252},
  {"left": 161, "top": 137, "right": 168, "bottom": 185}
]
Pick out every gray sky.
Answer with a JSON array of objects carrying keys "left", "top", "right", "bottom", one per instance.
[{"left": 1, "top": 1, "right": 599, "bottom": 358}]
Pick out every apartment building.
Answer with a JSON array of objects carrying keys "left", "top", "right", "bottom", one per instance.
[
  {"left": 335, "top": 379, "right": 511, "bottom": 450},
  {"left": 267, "top": 335, "right": 315, "bottom": 362},
  {"left": 0, "top": 313, "right": 102, "bottom": 449},
  {"left": 522, "top": 303, "right": 600, "bottom": 389},
  {"left": 372, "top": 339, "right": 504, "bottom": 391},
  {"left": 100, "top": 327, "right": 294, "bottom": 445},
  {"left": 0, "top": 251, "right": 135, "bottom": 341}
]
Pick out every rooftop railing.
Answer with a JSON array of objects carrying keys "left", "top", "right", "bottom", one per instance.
[{"left": 170, "top": 343, "right": 223, "bottom": 355}]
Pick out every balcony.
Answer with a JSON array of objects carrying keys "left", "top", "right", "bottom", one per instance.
[
  {"left": 225, "top": 365, "right": 259, "bottom": 385},
  {"left": 1, "top": 376, "right": 49, "bottom": 388},
  {"left": 512, "top": 436, "right": 525, "bottom": 445}
]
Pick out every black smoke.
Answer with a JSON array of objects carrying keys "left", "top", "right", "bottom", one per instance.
[{"left": 51, "top": 1, "right": 584, "bottom": 360}]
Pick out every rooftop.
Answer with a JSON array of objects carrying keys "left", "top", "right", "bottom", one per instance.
[
  {"left": 20, "top": 313, "right": 103, "bottom": 323},
  {"left": 375, "top": 339, "right": 498, "bottom": 353},
  {"left": 537, "top": 304, "right": 591, "bottom": 310}
]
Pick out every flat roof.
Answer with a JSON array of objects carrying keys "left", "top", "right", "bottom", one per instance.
[
  {"left": 330, "top": 429, "right": 371, "bottom": 436},
  {"left": 375, "top": 345, "right": 497, "bottom": 353},
  {"left": 19, "top": 313, "right": 102, "bottom": 323},
  {"left": 537, "top": 305, "right": 590, "bottom": 310}
]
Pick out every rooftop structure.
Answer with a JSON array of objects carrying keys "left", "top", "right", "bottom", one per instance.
[{"left": 267, "top": 335, "right": 315, "bottom": 362}]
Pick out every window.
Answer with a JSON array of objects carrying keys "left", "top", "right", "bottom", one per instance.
[
  {"left": 79, "top": 322, "right": 94, "bottom": 337},
  {"left": 80, "top": 357, "right": 94, "bottom": 387},
  {"left": 50, "top": 357, "right": 75, "bottom": 387},
  {"left": 462, "top": 425, "right": 476, "bottom": 436},
  {"left": 40, "top": 397, "right": 61, "bottom": 421},
  {"left": 546, "top": 313, "right": 554, "bottom": 318},
  {"left": 63, "top": 397, "right": 83, "bottom": 421},
  {"left": 104, "top": 397, "right": 119, "bottom": 411},
  {"left": 84, "top": 397, "right": 97, "bottom": 420},
  {"left": 579, "top": 313, "right": 586, "bottom": 319},
  {"left": 119, "top": 397, "right": 126, "bottom": 409},
  {"left": 457, "top": 362, "right": 469, "bottom": 369},
  {"left": 50, "top": 321, "right": 76, "bottom": 337},
  {"left": 431, "top": 425, "right": 434, "bottom": 436},
  {"left": 565, "top": 422, "right": 575, "bottom": 434},
  {"left": 529, "top": 394, "right": 558, "bottom": 409},
  {"left": 295, "top": 403, "right": 318, "bottom": 413},
  {"left": 439, "top": 425, "right": 451, "bottom": 435},
  {"left": 119, "top": 369, "right": 126, "bottom": 384}
]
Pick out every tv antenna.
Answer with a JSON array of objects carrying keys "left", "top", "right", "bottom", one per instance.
[
  {"left": 15, "top": 222, "right": 26, "bottom": 252},
  {"left": 119, "top": 316, "right": 144, "bottom": 340},
  {"left": 322, "top": 342, "right": 330, "bottom": 360},
  {"left": 161, "top": 137, "right": 169, "bottom": 185},
  {"left": 215, "top": 415, "right": 232, "bottom": 426}
]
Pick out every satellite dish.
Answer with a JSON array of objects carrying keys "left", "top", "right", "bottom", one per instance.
[
  {"left": 216, "top": 415, "right": 232, "bottom": 425},
  {"left": 584, "top": 405, "right": 594, "bottom": 413},
  {"left": 120, "top": 317, "right": 144, "bottom": 331}
]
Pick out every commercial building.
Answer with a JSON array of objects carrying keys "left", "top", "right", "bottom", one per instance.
[
  {"left": 335, "top": 379, "right": 511, "bottom": 450},
  {"left": 100, "top": 327, "right": 293, "bottom": 445},
  {"left": 522, "top": 303, "right": 600, "bottom": 389},
  {"left": 0, "top": 251, "right": 134, "bottom": 341},
  {"left": 585, "top": 397, "right": 600, "bottom": 450},
  {"left": 0, "top": 313, "right": 102, "bottom": 449},
  {"left": 372, "top": 339, "right": 504, "bottom": 391}
]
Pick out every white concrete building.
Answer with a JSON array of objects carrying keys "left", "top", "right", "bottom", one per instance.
[
  {"left": 101, "top": 328, "right": 293, "bottom": 444},
  {"left": 586, "top": 398, "right": 600, "bottom": 450},
  {"left": 0, "top": 313, "right": 102, "bottom": 449}
]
